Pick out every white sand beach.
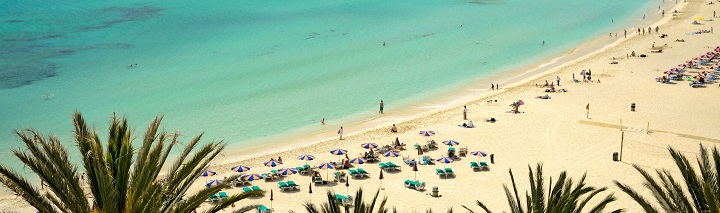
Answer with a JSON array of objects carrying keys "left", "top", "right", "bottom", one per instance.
[{"left": 2, "top": 0, "right": 720, "bottom": 212}]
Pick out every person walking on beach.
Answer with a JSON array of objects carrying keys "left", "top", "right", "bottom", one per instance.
[
  {"left": 491, "top": 84, "right": 495, "bottom": 90},
  {"left": 496, "top": 83, "right": 499, "bottom": 89},
  {"left": 338, "top": 126, "right": 344, "bottom": 140},
  {"left": 463, "top": 106, "right": 468, "bottom": 120},
  {"left": 379, "top": 100, "right": 384, "bottom": 113},
  {"left": 556, "top": 76, "right": 561, "bottom": 86},
  {"left": 624, "top": 29, "right": 627, "bottom": 38}
]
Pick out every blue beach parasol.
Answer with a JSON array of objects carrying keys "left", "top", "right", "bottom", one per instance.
[
  {"left": 361, "top": 143, "right": 378, "bottom": 149},
  {"left": 230, "top": 165, "right": 250, "bottom": 173},
  {"left": 205, "top": 179, "right": 222, "bottom": 188},
  {"left": 442, "top": 140, "right": 460, "bottom": 146},
  {"left": 436, "top": 157, "right": 454, "bottom": 169},
  {"left": 264, "top": 159, "right": 283, "bottom": 167},
  {"left": 242, "top": 173, "right": 263, "bottom": 186},
  {"left": 419, "top": 131, "right": 435, "bottom": 136}
]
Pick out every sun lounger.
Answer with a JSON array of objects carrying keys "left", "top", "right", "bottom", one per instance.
[
  {"left": 334, "top": 172, "right": 346, "bottom": 181},
  {"left": 348, "top": 169, "right": 363, "bottom": 178},
  {"left": 459, "top": 147, "right": 467, "bottom": 157},
  {"left": 243, "top": 187, "right": 253, "bottom": 193},
  {"left": 479, "top": 162, "right": 490, "bottom": 170},
  {"left": 231, "top": 179, "right": 249, "bottom": 187},
  {"left": 218, "top": 191, "right": 228, "bottom": 200},
  {"left": 313, "top": 176, "right": 323, "bottom": 184},
  {"left": 335, "top": 194, "right": 353, "bottom": 205},
  {"left": 252, "top": 185, "right": 262, "bottom": 191},
  {"left": 444, "top": 168, "right": 455, "bottom": 176},
  {"left": 287, "top": 181, "right": 299, "bottom": 188},
  {"left": 209, "top": 194, "right": 220, "bottom": 203},
  {"left": 418, "top": 156, "right": 428, "bottom": 165},
  {"left": 386, "top": 162, "right": 400, "bottom": 170},
  {"left": 257, "top": 205, "right": 272, "bottom": 213},
  {"left": 278, "top": 182, "right": 293, "bottom": 191},
  {"left": 404, "top": 180, "right": 426, "bottom": 190},
  {"left": 378, "top": 163, "right": 390, "bottom": 171},
  {"left": 470, "top": 162, "right": 480, "bottom": 170},
  {"left": 435, "top": 168, "right": 447, "bottom": 177},
  {"left": 357, "top": 168, "right": 370, "bottom": 176}
]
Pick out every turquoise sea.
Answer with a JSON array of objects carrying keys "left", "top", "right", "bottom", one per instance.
[{"left": 0, "top": 0, "right": 656, "bottom": 170}]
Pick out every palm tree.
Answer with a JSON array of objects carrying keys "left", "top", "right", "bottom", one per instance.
[
  {"left": 299, "top": 188, "right": 391, "bottom": 213},
  {"left": 615, "top": 145, "right": 720, "bottom": 213},
  {"left": 0, "top": 111, "right": 261, "bottom": 212},
  {"left": 463, "top": 164, "right": 621, "bottom": 213}
]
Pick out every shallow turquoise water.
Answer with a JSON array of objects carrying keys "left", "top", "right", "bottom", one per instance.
[{"left": 0, "top": 0, "right": 653, "bottom": 169}]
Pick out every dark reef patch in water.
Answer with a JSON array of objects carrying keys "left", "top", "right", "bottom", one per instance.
[
  {"left": 0, "top": 62, "right": 57, "bottom": 89},
  {"left": 5, "top": 20, "right": 23, "bottom": 23},
  {"left": 78, "top": 5, "right": 165, "bottom": 32}
]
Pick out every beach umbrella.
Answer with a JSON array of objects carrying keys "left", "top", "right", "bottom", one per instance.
[
  {"left": 201, "top": 170, "right": 216, "bottom": 182},
  {"left": 298, "top": 154, "right": 315, "bottom": 168},
  {"left": 201, "top": 170, "right": 216, "bottom": 177},
  {"left": 270, "top": 189, "right": 274, "bottom": 209},
  {"left": 419, "top": 130, "right": 435, "bottom": 136},
  {"left": 264, "top": 159, "right": 283, "bottom": 167},
  {"left": 242, "top": 173, "right": 263, "bottom": 186},
  {"left": 379, "top": 170, "right": 384, "bottom": 190},
  {"left": 278, "top": 168, "right": 298, "bottom": 180},
  {"left": 417, "top": 146, "right": 424, "bottom": 155},
  {"left": 318, "top": 162, "right": 336, "bottom": 180},
  {"left": 309, "top": 182, "right": 313, "bottom": 203},
  {"left": 412, "top": 163, "right": 419, "bottom": 181},
  {"left": 205, "top": 179, "right": 222, "bottom": 188},
  {"left": 436, "top": 157, "right": 454, "bottom": 169},
  {"left": 345, "top": 176, "right": 350, "bottom": 195},
  {"left": 349, "top": 157, "right": 367, "bottom": 168},
  {"left": 330, "top": 148, "right": 348, "bottom": 163},
  {"left": 384, "top": 151, "right": 400, "bottom": 158},
  {"left": 361, "top": 143, "right": 378, "bottom": 149},
  {"left": 442, "top": 140, "right": 460, "bottom": 146},
  {"left": 471, "top": 151, "right": 487, "bottom": 162},
  {"left": 230, "top": 165, "right": 250, "bottom": 173}
]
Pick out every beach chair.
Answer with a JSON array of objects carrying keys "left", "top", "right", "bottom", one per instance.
[
  {"left": 242, "top": 187, "right": 253, "bottom": 193},
  {"left": 435, "top": 168, "right": 447, "bottom": 177},
  {"left": 335, "top": 194, "right": 353, "bottom": 205},
  {"left": 386, "top": 162, "right": 401, "bottom": 170},
  {"left": 296, "top": 166, "right": 306, "bottom": 174},
  {"left": 252, "top": 185, "right": 262, "bottom": 192},
  {"left": 378, "top": 163, "right": 390, "bottom": 171},
  {"left": 287, "top": 181, "right": 300, "bottom": 188},
  {"left": 479, "top": 162, "right": 490, "bottom": 170},
  {"left": 444, "top": 168, "right": 455, "bottom": 176},
  {"left": 357, "top": 168, "right": 370, "bottom": 176},
  {"left": 209, "top": 194, "right": 220, "bottom": 204},
  {"left": 232, "top": 179, "right": 248, "bottom": 187},
  {"left": 348, "top": 169, "right": 362, "bottom": 178},
  {"left": 218, "top": 191, "right": 228, "bottom": 201},
  {"left": 404, "top": 180, "right": 426, "bottom": 190},
  {"left": 278, "top": 182, "right": 293, "bottom": 191},
  {"left": 334, "top": 172, "right": 346, "bottom": 181},
  {"left": 470, "top": 162, "right": 480, "bottom": 170},
  {"left": 313, "top": 176, "right": 323, "bottom": 184},
  {"left": 257, "top": 205, "right": 272, "bottom": 213},
  {"left": 459, "top": 147, "right": 468, "bottom": 157}
]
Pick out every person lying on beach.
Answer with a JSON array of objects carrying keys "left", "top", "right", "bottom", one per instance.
[
  {"left": 610, "top": 61, "right": 619, "bottom": 64},
  {"left": 651, "top": 49, "right": 663, "bottom": 53},
  {"left": 557, "top": 89, "right": 568, "bottom": 92},
  {"left": 675, "top": 39, "right": 685, "bottom": 42},
  {"left": 485, "top": 118, "right": 497, "bottom": 123},
  {"left": 460, "top": 120, "right": 475, "bottom": 128},
  {"left": 536, "top": 94, "right": 551, "bottom": 99}
]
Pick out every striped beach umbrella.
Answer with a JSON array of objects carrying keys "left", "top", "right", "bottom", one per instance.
[
  {"left": 383, "top": 151, "right": 400, "bottom": 158},
  {"left": 201, "top": 170, "right": 216, "bottom": 177},
  {"left": 442, "top": 140, "right": 460, "bottom": 146},
  {"left": 330, "top": 148, "right": 348, "bottom": 155},
  {"left": 264, "top": 159, "right": 283, "bottom": 167},
  {"left": 436, "top": 157, "right": 454, "bottom": 168},
  {"left": 298, "top": 154, "right": 315, "bottom": 161},
  {"left": 471, "top": 151, "right": 487, "bottom": 162},
  {"left": 205, "top": 179, "right": 222, "bottom": 188},
  {"left": 318, "top": 162, "right": 336, "bottom": 179},
  {"left": 230, "top": 165, "right": 250, "bottom": 172},
  {"left": 349, "top": 157, "right": 367, "bottom": 168},
  {"left": 242, "top": 173, "right": 263, "bottom": 186},
  {"left": 278, "top": 168, "right": 298, "bottom": 180},
  {"left": 419, "top": 130, "right": 435, "bottom": 136},
  {"left": 361, "top": 143, "right": 378, "bottom": 149}
]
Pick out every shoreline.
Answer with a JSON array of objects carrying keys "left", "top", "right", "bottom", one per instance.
[
  {"left": 3, "top": 0, "right": 717, "bottom": 211},
  {"left": 213, "top": 0, "right": 684, "bottom": 166}
]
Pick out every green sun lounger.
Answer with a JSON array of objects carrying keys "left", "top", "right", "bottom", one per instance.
[
  {"left": 335, "top": 194, "right": 353, "bottom": 205},
  {"left": 435, "top": 168, "right": 446, "bottom": 177},
  {"left": 348, "top": 169, "right": 362, "bottom": 178},
  {"left": 252, "top": 185, "right": 262, "bottom": 191},
  {"left": 470, "top": 162, "right": 480, "bottom": 170},
  {"left": 242, "top": 187, "right": 252, "bottom": 192},
  {"left": 257, "top": 205, "right": 272, "bottom": 213},
  {"left": 218, "top": 191, "right": 228, "bottom": 200},
  {"left": 444, "top": 168, "right": 455, "bottom": 176},
  {"left": 479, "top": 162, "right": 489, "bottom": 170},
  {"left": 357, "top": 168, "right": 370, "bottom": 176},
  {"left": 286, "top": 180, "right": 299, "bottom": 188},
  {"left": 404, "top": 180, "right": 426, "bottom": 190},
  {"left": 278, "top": 182, "right": 292, "bottom": 191},
  {"left": 209, "top": 193, "right": 220, "bottom": 203}
]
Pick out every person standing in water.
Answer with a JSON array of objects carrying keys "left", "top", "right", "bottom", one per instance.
[
  {"left": 338, "top": 126, "right": 344, "bottom": 140},
  {"left": 321, "top": 118, "right": 325, "bottom": 125},
  {"left": 379, "top": 100, "right": 384, "bottom": 113}
]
